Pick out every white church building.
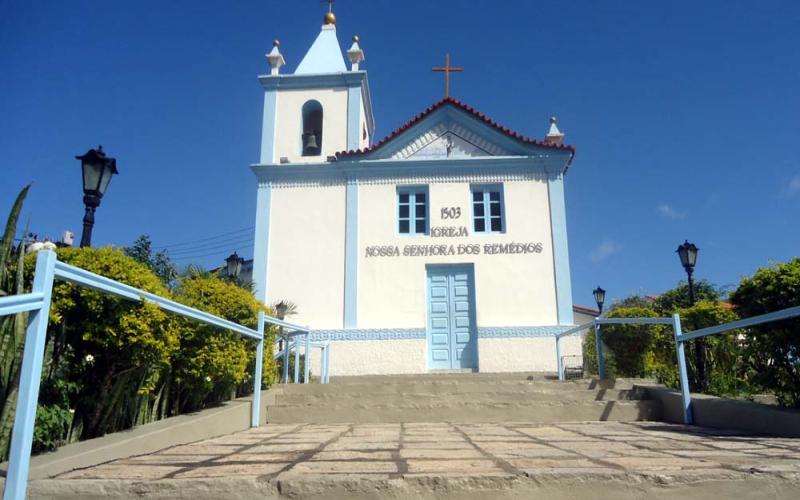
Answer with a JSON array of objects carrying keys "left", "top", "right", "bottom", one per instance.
[{"left": 250, "top": 11, "right": 583, "bottom": 375}]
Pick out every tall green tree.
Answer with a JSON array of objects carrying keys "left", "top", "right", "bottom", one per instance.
[
  {"left": 652, "top": 279, "right": 722, "bottom": 314},
  {"left": 730, "top": 258, "right": 800, "bottom": 407},
  {"left": 124, "top": 235, "right": 177, "bottom": 286}
]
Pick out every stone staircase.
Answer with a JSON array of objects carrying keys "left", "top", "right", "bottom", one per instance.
[{"left": 265, "top": 373, "right": 661, "bottom": 424}]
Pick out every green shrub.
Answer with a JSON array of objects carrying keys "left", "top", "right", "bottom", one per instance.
[
  {"left": 32, "top": 404, "right": 73, "bottom": 453},
  {"left": 43, "top": 247, "right": 180, "bottom": 439},
  {"left": 172, "top": 276, "right": 276, "bottom": 412},
  {"left": 730, "top": 258, "right": 800, "bottom": 407},
  {"left": 675, "top": 301, "right": 745, "bottom": 396},
  {"left": 582, "top": 325, "right": 599, "bottom": 375},
  {"left": 605, "top": 308, "right": 661, "bottom": 377}
]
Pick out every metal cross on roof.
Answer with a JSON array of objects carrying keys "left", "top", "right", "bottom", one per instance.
[{"left": 432, "top": 53, "right": 464, "bottom": 98}]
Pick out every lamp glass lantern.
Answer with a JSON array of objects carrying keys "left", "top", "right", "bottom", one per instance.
[
  {"left": 593, "top": 286, "right": 606, "bottom": 313},
  {"left": 225, "top": 252, "right": 243, "bottom": 279},
  {"left": 676, "top": 240, "right": 699, "bottom": 271},
  {"left": 77, "top": 146, "right": 118, "bottom": 197}
]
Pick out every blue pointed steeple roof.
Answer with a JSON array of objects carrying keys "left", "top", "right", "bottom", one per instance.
[{"left": 295, "top": 25, "right": 347, "bottom": 74}]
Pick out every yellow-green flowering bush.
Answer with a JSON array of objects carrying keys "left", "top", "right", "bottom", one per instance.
[
  {"left": 583, "top": 307, "right": 663, "bottom": 378},
  {"left": 41, "top": 247, "right": 180, "bottom": 438},
  {"left": 172, "top": 276, "right": 276, "bottom": 412}
]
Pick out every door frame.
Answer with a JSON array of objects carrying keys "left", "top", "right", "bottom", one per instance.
[{"left": 424, "top": 263, "right": 479, "bottom": 370}]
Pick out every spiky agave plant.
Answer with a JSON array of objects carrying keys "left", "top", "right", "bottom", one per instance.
[{"left": 0, "top": 184, "right": 31, "bottom": 459}]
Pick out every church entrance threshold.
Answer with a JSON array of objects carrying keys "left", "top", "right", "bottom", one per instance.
[{"left": 425, "top": 264, "right": 478, "bottom": 370}]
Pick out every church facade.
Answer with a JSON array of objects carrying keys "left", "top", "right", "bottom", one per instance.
[{"left": 251, "top": 12, "right": 582, "bottom": 376}]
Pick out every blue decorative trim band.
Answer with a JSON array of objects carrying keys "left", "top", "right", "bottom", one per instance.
[
  {"left": 547, "top": 175, "right": 574, "bottom": 325},
  {"left": 259, "top": 90, "right": 278, "bottom": 164},
  {"left": 310, "top": 329, "right": 426, "bottom": 341},
  {"left": 252, "top": 184, "right": 271, "bottom": 302},
  {"left": 306, "top": 326, "right": 574, "bottom": 342},
  {"left": 347, "top": 86, "right": 361, "bottom": 151},
  {"left": 478, "top": 326, "right": 573, "bottom": 338},
  {"left": 259, "top": 71, "right": 366, "bottom": 90},
  {"left": 343, "top": 182, "right": 358, "bottom": 328},
  {"left": 252, "top": 157, "right": 568, "bottom": 187}
]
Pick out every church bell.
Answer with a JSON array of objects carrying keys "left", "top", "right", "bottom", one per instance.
[{"left": 303, "top": 132, "right": 319, "bottom": 154}]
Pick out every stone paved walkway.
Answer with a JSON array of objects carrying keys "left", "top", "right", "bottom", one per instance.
[{"left": 56, "top": 421, "right": 800, "bottom": 482}]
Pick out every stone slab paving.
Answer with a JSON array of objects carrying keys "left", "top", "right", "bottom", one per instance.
[{"left": 33, "top": 422, "right": 800, "bottom": 498}]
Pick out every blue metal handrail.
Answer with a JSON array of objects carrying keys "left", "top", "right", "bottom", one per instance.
[
  {"left": 552, "top": 316, "right": 678, "bottom": 382},
  {"left": 0, "top": 250, "right": 310, "bottom": 500},
  {"left": 674, "top": 304, "right": 800, "bottom": 426},
  {"left": 0, "top": 293, "right": 45, "bottom": 316},
  {"left": 273, "top": 334, "right": 331, "bottom": 384}
]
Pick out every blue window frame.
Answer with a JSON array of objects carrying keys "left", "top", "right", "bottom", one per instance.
[
  {"left": 471, "top": 185, "right": 505, "bottom": 233},
  {"left": 397, "top": 186, "right": 429, "bottom": 235}
]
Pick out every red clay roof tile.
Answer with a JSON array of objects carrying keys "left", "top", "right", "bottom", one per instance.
[{"left": 334, "top": 97, "right": 576, "bottom": 163}]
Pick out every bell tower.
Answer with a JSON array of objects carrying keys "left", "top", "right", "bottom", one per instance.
[{"left": 258, "top": 9, "right": 374, "bottom": 164}]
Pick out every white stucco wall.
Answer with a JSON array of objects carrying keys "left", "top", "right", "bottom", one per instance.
[
  {"left": 306, "top": 336, "right": 583, "bottom": 376},
  {"left": 357, "top": 179, "right": 557, "bottom": 329},
  {"left": 477, "top": 335, "right": 582, "bottom": 373},
  {"left": 267, "top": 184, "right": 346, "bottom": 328},
  {"left": 309, "top": 339, "right": 427, "bottom": 376},
  {"left": 274, "top": 88, "right": 349, "bottom": 163}
]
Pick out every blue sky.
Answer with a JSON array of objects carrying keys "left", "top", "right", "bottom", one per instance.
[{"left": 1, "top": 1, "right": 798, "bottom": 308}]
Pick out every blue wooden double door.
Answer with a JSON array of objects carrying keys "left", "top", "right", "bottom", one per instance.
[{"left": 426, "top": 264, "right": 478, "bottom": 370}]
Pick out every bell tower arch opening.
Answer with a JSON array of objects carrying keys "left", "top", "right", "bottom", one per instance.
[{"left": 301, "top": 100, "right": 323, "bottom": 156}]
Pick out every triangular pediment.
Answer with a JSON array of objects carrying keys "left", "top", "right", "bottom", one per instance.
[
  {"left": 336, "top": 98, "right": 576, "bottom": 170},
  {"left": 377, "top": 107, "right": 519, "bottom": 160},
  {"left": 346, "top": 101, "right": 560, "bottom": 161},
  {"left": 408, "top": 129, "right": 497, "bottom": 159}
]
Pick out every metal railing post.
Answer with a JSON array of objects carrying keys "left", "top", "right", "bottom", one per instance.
[
  {"left": 282, "top": 335, "right": 290, "bottom": 384},
  {"left": 555, "top": 335, "right": 563, "bottom": 381},
  {"left": 4, "top": 250, "right": 57, "bottom": 500},
  {"left": 304, "top": 332, "right": 311, "bottom": 384},
  {"left": 324, "top": 343, "right": 331, "bottom": 383},
  {"left": 322, "top": 345, "right": 329, "bottom": 383},
  {"left": 251, "top": 311, "right": 265, "bottom": 428},
  {"left": 293, "top": 337, "right": 300, "bottom": 383},
  {"left": 673, "top": 313, "right": 694, "bottom": 425},
  {"left": 594, "top": 321, "right": 606, "bottom": 379}
]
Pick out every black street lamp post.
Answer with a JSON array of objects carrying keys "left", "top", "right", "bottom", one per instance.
[
  {"left": 76, "top": 146, "right": 118, "bottom": 247},
  {"left": 592, "top": 286, "right": 607, "bottom": 379},
  {"left": 676, "top": 240, "right": 699, "bottom": 305},
  {"left": 676, "top": 240, "right": 704, "bottom": 389}
]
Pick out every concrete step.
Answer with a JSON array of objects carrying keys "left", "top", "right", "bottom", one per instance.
[
  {"left": 275, "top": 387, "right": 646, "bottom": 405},
  {"left": 265, "top": 375, "right": 660, "bottom": 424},
  {"left": 265, "top": 399, "right": 662, "bottom": 424},
  {"left": 277, "top": 378, "right": 650, "bottom": 395}
]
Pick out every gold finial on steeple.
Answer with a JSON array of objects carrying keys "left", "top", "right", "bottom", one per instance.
[
  {"left": 353, "top": 35, "right": 359, "bottom": 42},
  {"left": 273, "top": 40, "right": 280, "bottom": 47},
  {"left": 550, "top": 116, "right": 557, "bottom": 124},
  {"left": 323, "top": 0, "right": 336, "bottom": 25}
]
